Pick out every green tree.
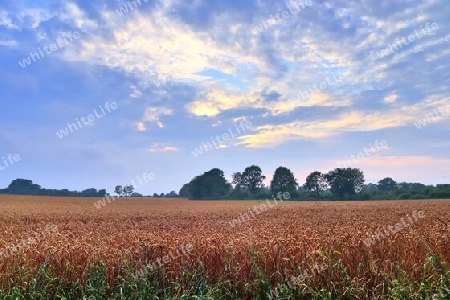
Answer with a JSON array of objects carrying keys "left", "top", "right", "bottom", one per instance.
[
  {"left": 114, "top": 185, "right": 123, "bottom": 197},
  {"left": 270, "top": 166, "right": 298, "bottom": 195},
  {"left": 241, "top": 165, "right": 266, "bottom": 194},
  {"left": 303, "top": 171, "right": 327, "bottom": 199},
  {"left": 325, "top": 168, "right": 365, "bottom": 199},
  {"left": 186, "top": 168, "right": 231, "bottom": 200},
  {"left": 123, "top": 185, "right": 134, "bottom": 197},
  {"left": 6, "top": 179, "right": 41, "bottom": 194},
  {"left": 80, "top": 188, "right": 98, "bottom": 197},
  {"left": 377, "top": 177, "right": 398, "bottom": 191},
  {"left": 166, "top": 191, "right": 178, "bottom": 197},
  {"left": 232, "top": 172, "right": 244, "bottom": 190},
  {"left": 179, "top": 184, "right": 190, "bottom": 198}
]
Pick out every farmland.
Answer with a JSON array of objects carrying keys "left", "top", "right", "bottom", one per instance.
[{"left": 0, "top": 195, "right": 449, "bottom": 299}]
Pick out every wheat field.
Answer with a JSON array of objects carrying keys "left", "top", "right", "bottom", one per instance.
[{"left": 0, "top": 195, "right": 449, "bottom": 299}]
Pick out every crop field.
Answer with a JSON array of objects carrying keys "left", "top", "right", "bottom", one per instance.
[{"left": 0, "top": 195, "right": 449, "bottom": 299}]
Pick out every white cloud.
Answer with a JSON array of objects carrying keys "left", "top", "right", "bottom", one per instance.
[
  {"left": 59, "top": 2, "right": 97, "bottom": 31},
  {"left": 130, "top": 85, "right": 143, "bottom": 98},
  {"left": 143, "top": 107, "right": 173, "bottom": 128},
  {"left": 149, "top": 143, "right": 179, "bottom": 152},
  {"left": 136, "top": 122, "right": 146, "bottom": 131},
  {"left": 0, "top": 40, "right": 18, "bottom": 47},
  {"left": 384, "top": 94, "right": 398, "bottom": 103},
  {"left": 50, "top": 0, "right": 450, "bottom": 149}
]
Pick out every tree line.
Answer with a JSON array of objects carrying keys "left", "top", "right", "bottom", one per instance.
[
  {"left": 178, "top": 165, "right": 450, "bottom": 200},
  {"left": 2, "top": 169, "right": 449, "bottom": 201},
  {"left": 0, "top": 179, "right": 107, "bottom": 197}
]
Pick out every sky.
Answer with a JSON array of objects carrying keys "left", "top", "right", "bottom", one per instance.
[{"left": 0, "top": 0, "right": 449, "bottom": 195}]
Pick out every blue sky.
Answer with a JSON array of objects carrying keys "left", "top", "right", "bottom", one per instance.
[{"left": 0, "top": 0, "right": 449, "bottom": 195}]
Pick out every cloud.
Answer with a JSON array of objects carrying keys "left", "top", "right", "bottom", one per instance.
[
  {"left": 186, "top": 88, "right": 261, "bottom": 117},
  {"left": 384, "top": 93, "right": 398, "bottom": 103},
  {"left": 238, "top": 96, "right": 450, "bottom": 147},
  {"left": 130, "top": 85, "right": 142, "bottom": 98},
  {"left": 0, "top": 40, "right": 18, "bottom": 47},
  {"left": 142, "top": 107, "right": 173, "bottom": 128},
  {"left": 136, "top": 122, "right": 146, "bottom": 131},
  {"left": 149, "top": 143, "right": 179, "bottom": 153},
  {"left": 59, "top": 2, "right": 98, "bottom": 31}
]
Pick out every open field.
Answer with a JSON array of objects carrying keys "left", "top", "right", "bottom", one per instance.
[{"left": 0, "top": 195, "right": 449, "bottom": 299}]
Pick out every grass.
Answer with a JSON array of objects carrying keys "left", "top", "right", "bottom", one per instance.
[{"left": 0, "top": 250, "right": 448, "bottom": 299}]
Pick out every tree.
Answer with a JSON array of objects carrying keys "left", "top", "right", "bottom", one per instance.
[
  {"left": 166, "top": 191, "right": 178, "bottom": 197},
  {"left": 6, "top": 179, "right": 41, "bottom": 195},
  {"left": 377, "top": 177, "right": 397, "bottom": 191},
  {"left": 325, "top": 168, "right": 365, "bottom": 199},
  {"left": 80, "top": 188, "right": 98, "bottom": 197},
  {"left": 362, "top": 183, "right": 377, "bottom": 194},
  {"left": 303, "top": 171, "right": 327, "bottom": 199},
  {"left": 241, "top": 165, "right": 266, "bottom": 194},
  {"left": 152, "top": 193, "right": 159, "bottom": 198},
  {"left": 232, "top": 172, "right": 244, "bottom": 190},
  {"left": 114, "top": 185, "right": 123, "bottom": 197},
  {"left": 179, "top": 184, "right": 190, "bottom": 198},
  {"left": 185, "top": 168, "right": 231, "bottom": 199},
  {"left": 399, "top": 182, "right": 426, "bottom": 192},
  {"left": 123, "top": 185, "right": 134, "bottom": 197},
  {"left": 270, "top": 166, "right": 298, "bottom": 195}
]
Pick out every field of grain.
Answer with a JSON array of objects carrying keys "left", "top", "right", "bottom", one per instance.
[{"left": 0, "top": 195, "right": 449, "bottom": 299}]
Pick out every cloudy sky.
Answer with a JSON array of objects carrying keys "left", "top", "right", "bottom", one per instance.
[{"left": 0, "top": 0, "right": 449, "bottom": 195}]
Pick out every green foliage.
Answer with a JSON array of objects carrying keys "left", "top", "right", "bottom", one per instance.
[
  {"left": 270, "top": 166, "right": 298, "bottom": 195},
  {"left": 0, "top": 252, "right": 448, "bottom": 299},
  {"left": 122, "top": 185, "right": 134, "bottom": 197},
  {"left": 179, "top": 184, "right": 190, "bottom": 198},
  {"left": 325, "top": 168, "right": 365, "bottom": 199},
  {"left": 184, "top": 168, "right": 231, "bottom": 200},
  {"left": 304, "top": 171, "right": 328, "bottom": 199},
  {"left": 232, "top": 165, "right": 266, "bottom": 194},
  {"left": 0, "top": 178, "right": 106, "bottom": 197},
  {"left": 377, "top": 177, "right": 398, "bottom": 191}
]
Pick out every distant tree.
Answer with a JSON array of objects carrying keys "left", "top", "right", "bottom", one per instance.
[
  {"left": 59, "top": 189, "right": 72, "bottom": 196},
  {"left": 377, "top": 177, "right": 398, "bottom": 191},
  {"left": 399, "top": 182, "right": 427, "bottom": 192},
  {"left": 437, "top": 184, "right": 450, "bottom": 189},
  {"left": 241, "top": 165, "right": 266, "bottom": 194},
  {"left": 270, "top": 166, "right": 298, "bottom": 195},
  {"left": 6, "top": 179, "right": 41, "bottom": 195},
  {"left": 98, "top": 189, "right": 107, "bottom": 197},
  {"left": 362, "top": 183, "right": 378, "bottom": 194},
  {"left": 131, "top": 192, "right": 142, "bottom": 197},
  {"left": 159, "top": 193, "right": 165, "bottom": 197},
  {"left": 303, "top": 171, "right": 327, "bottom": 199},
  {"left": 80, "top": 188, "right": 98, "bottom": 197},
  {"left": 114, "top": 185, "right": 123, "bottom": 197},
  {"left": 152, "top": 193, "right": 159, "bottom": 198},
  {"left": 0, "top": 179, "right": 106, "bottom": 198},
  {"left": 179, "top": 184, "right": 190, "bottom": 198},
  {"left": 325, "top": 168, "right": 365, "bottom": 199},
  {"left": 166, "top": 191, "right": 178, "bottom": 197},
  {"left": 232, "top": 172, "right": 244, "bottom": 190},
  {"left": 123, "top": 185, "right": 134, "bottom": 197},
  {"left": 186, "top": 168, "right": 231, "bottom": 199}
]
